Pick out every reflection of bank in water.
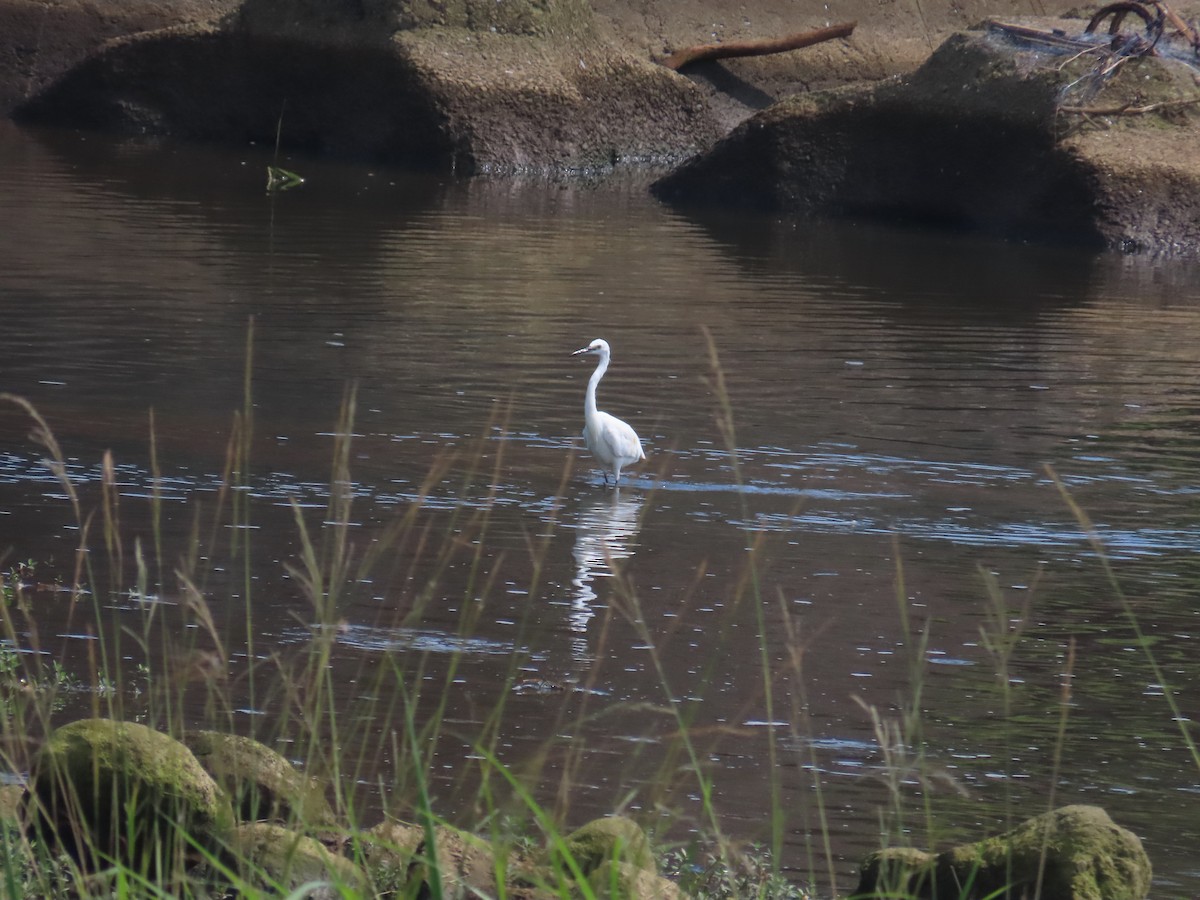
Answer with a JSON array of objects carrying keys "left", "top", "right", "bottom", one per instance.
[{"left": 568, "top": 489, "right": 644, "bottom": 660}]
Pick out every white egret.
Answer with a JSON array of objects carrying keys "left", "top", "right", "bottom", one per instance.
[{"left": 571, "top": 338, "right": 646, "bottom": 485}]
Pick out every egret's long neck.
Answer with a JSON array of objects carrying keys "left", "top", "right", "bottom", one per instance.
[{"left": 585, "top": 352, "right": 609, "bottom": 418}]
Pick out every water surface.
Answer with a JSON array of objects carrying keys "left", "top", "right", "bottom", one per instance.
[{"left": 3, "top": 121, "right": 1200, "bottom": 894}]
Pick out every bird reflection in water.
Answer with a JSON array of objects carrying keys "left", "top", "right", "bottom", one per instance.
[{"left": 568, "top": 488, "right": 644, "bottom": 661}]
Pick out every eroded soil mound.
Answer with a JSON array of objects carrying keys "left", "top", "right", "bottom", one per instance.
[
  {"left": 10, "top": 0, "right": 721, "bottom": 173},
  {"left": 652, "top": 25, "right": 1200, "bottom": 253}
]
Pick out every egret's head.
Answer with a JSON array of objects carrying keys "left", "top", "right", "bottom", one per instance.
[{"left": 571, "top": 338, "right": 610, "bottom": 358}]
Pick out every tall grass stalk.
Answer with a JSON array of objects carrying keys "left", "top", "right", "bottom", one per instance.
[
  {"left": 773, "top": 597, "right": 838, "bottom": 894},
  {"left": 1048, "top": 465, "right": 1200, "bottom": 772},
  {"left": 236, "top": 320, "right": 258, "bottom": 729},
  {"left": 475, "top": 744, "right": 597, "bottom": 900},
  {"left": 701, "top": 327, "right": 786, "bottom": 871}
]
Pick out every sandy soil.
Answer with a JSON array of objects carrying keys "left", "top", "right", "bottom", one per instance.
[{"left": 0, "top": 0, "right": 1082, "bottom": 122}]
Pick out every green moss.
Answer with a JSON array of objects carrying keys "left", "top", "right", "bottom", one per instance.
[
  {"left": 0, "top": 785, "right": 23, "bottom": 828},
  {"left": 946, "top": 806, "right": 1153, "bottom": 900},
  {"left": 560, "top": 816, "right": 655, "bottom": 876},
  {"left": 587, "top": 859, "right": 687, "bottom": 899},
  {"left": 857, "top": 846, "right": 939, "bottom": 897},
  {"left": 229, "top": 822, "right": 366, "bottom": 893},
  {"left": 183, "top": 730, "right": 335, "bottom": 828},
  {"left": 856, "top": 805, "right": 1152, "bottom": 900}
]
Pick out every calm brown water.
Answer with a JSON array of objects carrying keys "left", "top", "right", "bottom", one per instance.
[{"left": 3, "top": 120, "right": 1200, "bottom": 895}]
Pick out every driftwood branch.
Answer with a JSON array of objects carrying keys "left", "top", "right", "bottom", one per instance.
[{"left": 659, "top": 22, "right": 857, "bottom": 71}]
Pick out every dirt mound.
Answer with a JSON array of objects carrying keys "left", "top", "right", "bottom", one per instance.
[
  {"left": 652, "top": 25, "right": 1200, "bottom": 253},
  {"left": 7, "top": 0, "right": 721, "bottom": 173}
]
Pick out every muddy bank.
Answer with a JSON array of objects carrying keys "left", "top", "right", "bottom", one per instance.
[{"left": 3, "top": 0, "right": 1200, "bottom": 251}]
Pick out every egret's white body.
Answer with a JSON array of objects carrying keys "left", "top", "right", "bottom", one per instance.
[{"left": 571, "top": 338, "right": 645, "bottom": 485}]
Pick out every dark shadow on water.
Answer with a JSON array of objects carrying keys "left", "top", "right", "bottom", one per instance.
[
  {"left": 663, "top": 206, "right": 1107, "bottom": 317},
  {"left": 19, "top": 120, "right": 448, "bottom": 223}
]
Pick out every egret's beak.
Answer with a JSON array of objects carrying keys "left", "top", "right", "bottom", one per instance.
[{"left": 571, "top": 347, "right": 590, "bottom": 357}]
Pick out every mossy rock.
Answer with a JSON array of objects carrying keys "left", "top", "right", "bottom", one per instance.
[
  {"left": 359, "top": 820, "right": 426, "bottom": 889},
  {"left": 229, "top": 822, "right": 366, "bottom": 897},
  {"left": 0, "top": 787, "right": 33, "bottom": 881},
  {"left": 560, "top": 816, "right": 655, "bottom": 876},
  {"left": 856, "top": 846, "right": 939, "bottom": 897},
  {"left": 587, "top": 859, "right": 688, "bottom": 899},
  {"left": 0, "top": 784, "right": 24, "bottom": 827},
  {"left": 21, "top": 718, "right": 234, "bottom": 880},
  {"left": 361, "top": 818, "right": 425, "bottom": 859},
  {"left": 361, "top": 818, "right": 671, "bottom": 898},
  {"left": 361, "top": 820, "right": 561, "bottom": 899},
  {"left": 945, "top": 805, "right": 1152, "bottom": 900},
  {"left": 401, "top": 823, "right": 510, "bottom": 900},
  {"left": 183, "top": 730, "right": 335, "bottom": 829},
  {"left": 857, "top": 805, "right": 1152, "bottom": 900}
]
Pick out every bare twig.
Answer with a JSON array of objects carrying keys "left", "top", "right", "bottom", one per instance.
[
  {"left": 985, "top": 19, "right": 1099, "bottom": 50},
  {"left": 1059, "top": 96, "right": 1200, "bottom": 113},
  {"left": 1161, "top": 3, "right": 1200, "bottom": 51}
]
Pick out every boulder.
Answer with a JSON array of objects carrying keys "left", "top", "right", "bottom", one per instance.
[
  {"left": 0, "top": 784, "right": 31, "bottom": 876},
  {"left": 21, "top": 718, "right": 234, "bottom": 880},
  {"left": 228, "top": 821, "right": 366, "bottom": 897},
  {"left": 404, "top": 824, "right": 509, "bottom": 900},
  {"left": 359, "top": 817, "right": 675, "bottom": 898},
  {"left": 856, "top": 804, "right": 1152, "bottom": 900},
  {"left": 588, "top": 859, "right": 689, "bottom": 899},
  {"left": 653, "top": 27, "right": 1200, "bottom": 255},
  {"left": 359, "top": 819, "right": 426, "bottom": 887},
  {"left": 361, "top": 819, "right": 556, "bottom": 899},
  {"left": 0, "top": 784, "right": 23, "bottom": 826},
  {"left": 183, "top": 730, "right": 335, "bottom": 829},
  {"left": 559, "top": 815, "right": 656, "bottom": 875},
  {"left": 560, "top": 818, "right": 686, "bottom": 899}
]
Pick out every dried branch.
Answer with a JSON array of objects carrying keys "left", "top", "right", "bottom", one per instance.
[{"left": 659, "top": 22, "right": 856, "bottom": 71}]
